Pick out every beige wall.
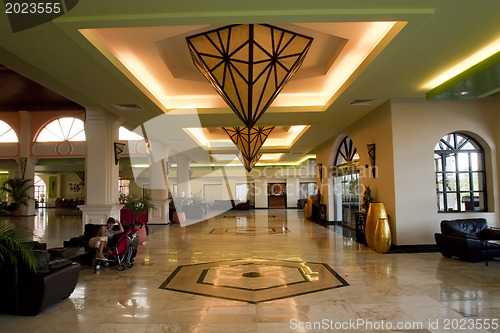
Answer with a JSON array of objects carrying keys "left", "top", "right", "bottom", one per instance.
[
  {"left": 316, "top": 101, "right": 397, "bottom": 240},
  {"left": 391, "top": 98, "right": 499, "bottom": 244},
  {"left": 317, "top": 95, "right": 500, "bottom": 245}
]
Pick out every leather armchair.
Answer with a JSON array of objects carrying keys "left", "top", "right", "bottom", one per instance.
[{"left": 435, "top": 218, "right": 500, "bottom": 262}]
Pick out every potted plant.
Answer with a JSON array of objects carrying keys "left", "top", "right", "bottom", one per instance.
[
  {"left": 170, "top": 196, "right": 188, "bottom": 224},
  {"left": 1, "top": 178, "right": 34, "bottom": 217},
  {"left": 0, "top": 222, "right": 38, "bottom": 272},
  {"left": 122, "top": 195, "right": 154, "bottom": 224},
  {"left": 121, "top": 195, "right": 154, "bottom": 244},
  {"left": 361, "top": 185, "right": 374, "bottom": 213},
  {"left": 183, "top": 191, "right": 206, "bottom": 219}
]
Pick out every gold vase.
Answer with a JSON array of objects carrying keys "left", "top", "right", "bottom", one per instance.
[
  {"left": 374, "top": 217, "right": 391, "bottom": 253},
  {"left": 365, "top": 202, "right": 387, "bottom": 250}
]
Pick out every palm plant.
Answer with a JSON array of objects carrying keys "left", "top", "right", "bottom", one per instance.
[
  {"left": 1, "top": 178, "right": 34, "bottom": 212},
  {"left": 122, "top": 195, "right": 154, "bottom": 223},
  {"left": 0, "top": 222, "right": 38, "bottom": 272}
]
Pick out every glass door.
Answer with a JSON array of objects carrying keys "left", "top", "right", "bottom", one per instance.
[{"left": 340, "top": 171, "right": 360, "bottom": 229}]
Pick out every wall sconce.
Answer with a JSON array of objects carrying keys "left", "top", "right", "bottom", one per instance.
[
  {"left": 367, "top": 144, "right": 376, "bottom": 178},
  {"left": 19, "top": 157, "right": 27, "bottom": 179},
  {"left": 317, "top": 163, "right": 323, "bottom": 183},
  {"left": 114, "top": 142, "right": 126, "bottom": 165}
]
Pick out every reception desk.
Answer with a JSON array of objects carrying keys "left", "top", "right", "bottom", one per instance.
[{"left": 268, "top": 195, "right": 286, "bottom": 209}]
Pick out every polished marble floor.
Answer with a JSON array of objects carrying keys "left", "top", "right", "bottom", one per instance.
[{"left": 1, "top": 208, "right": 500, "bottom": 332}]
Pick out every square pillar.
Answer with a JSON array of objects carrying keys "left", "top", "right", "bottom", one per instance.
[{"left": 79, "top": 107, "right": 122, "bottom": 226}]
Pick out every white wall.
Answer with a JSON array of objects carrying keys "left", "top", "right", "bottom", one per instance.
[{"left": 163, "top": 165, "right": 316, "bottom": 208}]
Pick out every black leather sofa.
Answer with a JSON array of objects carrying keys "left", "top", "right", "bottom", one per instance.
[
  {"left": 435, "top": 218, "right": 500, "bottom": 262},
  {"left": 0, "top": 243, "right": 80, "bottom": 316}
]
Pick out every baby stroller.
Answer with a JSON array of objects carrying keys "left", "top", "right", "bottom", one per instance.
[{"left": 94, "top": 225, "right": 140, "bottom": 272}]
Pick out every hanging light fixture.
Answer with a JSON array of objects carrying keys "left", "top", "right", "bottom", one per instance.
[
  {"left": 237, "top": 152, "right": 261, "bottom": 172},
  {"left": 187, "top": 24, "right": 313, "bottom": 128},
  {"left": 223, "top": 126, "right": 274, "bottom": 171}
]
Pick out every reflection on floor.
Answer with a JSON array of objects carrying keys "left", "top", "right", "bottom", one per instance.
[
  {"left": 210, "top": 215, "right": 289, "bottom": 235},
  {"left": 1, "top": 208, "right": 499, "bottom": 333}
]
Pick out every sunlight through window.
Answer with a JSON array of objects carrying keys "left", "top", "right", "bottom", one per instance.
[{"left": 36, "top": 117, "right": 86, "bottom": 142}]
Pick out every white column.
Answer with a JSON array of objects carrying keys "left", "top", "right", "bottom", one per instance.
[
  {"left": 334, "top": 176, "right": 343, "bottom": 221},
  {"left": 254, "top": 178, "right": 268, "bottom": 208},
  {"left": 18, "top": 111, "right": 36, "bottom": 215},
  {"left": 78, "top": 107, "right": 122, "bottom": 228},
  {"left": 174, "top": 155, "right": 191, "bottom": 198},
  {"left": 286, "top": 177, "right": 300, "bottom": 208},
  {"left": 327, "top": 176, "right": 335, "bottom": 221},
  {"left": 147, "top": 141, "right": 170, "bottom": 224}
]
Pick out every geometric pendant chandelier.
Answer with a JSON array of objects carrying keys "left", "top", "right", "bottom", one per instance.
[
  {"left": 237, "top": 152, "right": 262, "bottom": 172},
  {"left": 223, "top": 126, "right": 274, "bottom": 171},
  {"left": 187, "top": 24, "right": 313, "bottom": 128}
]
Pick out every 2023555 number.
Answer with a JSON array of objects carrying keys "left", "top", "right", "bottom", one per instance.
[{"left": 5, "top": 2, "right": 62, "bottom": 14}]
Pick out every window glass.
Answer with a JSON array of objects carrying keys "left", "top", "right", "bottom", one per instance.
[
  {"left": 434, "top": 154, "right": 442, "bottom": 172},
  {"left": 459, "top": 173, "right": 470, "bottom": 191},
  {"left": 444, "top": 154, "right": 456, "bottom": 171},
  {"left": 0, "top": 121, "right": 18, "bottom": 142},
  {"left": 36, "top": 117, "right": 86, "bottom": 142},
  {"left": 457, "top": 153, "right": 469, "bottom": 171},
  {"left": 436, "top": 173, "right": 444, "bottom": 191}
]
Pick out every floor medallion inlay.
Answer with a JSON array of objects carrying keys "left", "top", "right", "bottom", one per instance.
[{"left": 159, "top": 258, "right": 349, "bottom": 303}]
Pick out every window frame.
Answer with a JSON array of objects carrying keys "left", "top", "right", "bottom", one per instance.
[
  {"left": 35, "top": 117, "right": 86, "bottom": 142},
  {"left": 434, "top": 132, "right": 487, "bottom": 213}
]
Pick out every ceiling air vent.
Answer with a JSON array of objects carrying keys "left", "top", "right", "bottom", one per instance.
[
  {"left": 113, "top": 103, "right": 143, "bottom": 111},
  {"left": 350, "top": 99, "right": 377, "bottom": 106}
]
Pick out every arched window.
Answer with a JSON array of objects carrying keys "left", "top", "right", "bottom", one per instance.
[
  {"left": 0, "top": 120, "right": 18, "bottom": 142},
  {"left": 36, "top": 117, "right": 85, "bottom": 142},
  {"left": 434, "top": 132, "right": 486, "bottom": 212},
  {"left": 334, "top": 136, "right": 359, "bottom": 166}
]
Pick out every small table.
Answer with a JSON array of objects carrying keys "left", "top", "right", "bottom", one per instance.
[{"left": 479, "top": 228, "right": 500, "bottom": 266}]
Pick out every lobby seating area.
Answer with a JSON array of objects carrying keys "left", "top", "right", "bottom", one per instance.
[
  {"left": 1, "top": 209, "right": 500, "bottom": 331},
  {"left": 0, "top": 241, "right": 81, "bottom": 316},
  {"left": 1, "top": 1, "right": 500, "bottom": 331},
  {"left": 435, "top": 218, "right": 500, "bottom": 262}
]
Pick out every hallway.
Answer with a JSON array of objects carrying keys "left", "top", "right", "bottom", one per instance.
[{"left": 1, "top": 209, "right": 499, "bottom": 332}]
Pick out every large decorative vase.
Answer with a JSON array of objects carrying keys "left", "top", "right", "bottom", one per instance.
[
  {"left": 365, "top": 202, "right": 387, "bottom": 250},
  {"left": 374, "top": 218, "right": 392, "bottom": 253}
]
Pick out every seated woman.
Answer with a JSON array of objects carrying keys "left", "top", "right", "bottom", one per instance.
[{"left": 88, "top": 217, "right": 124, "bottom": 259}]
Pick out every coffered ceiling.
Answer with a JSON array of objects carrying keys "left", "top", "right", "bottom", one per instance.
[{"left": 0, "top": 0, "right": 499, "bottom": 166}]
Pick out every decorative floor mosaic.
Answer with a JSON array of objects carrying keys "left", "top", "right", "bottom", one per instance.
[
  {"left": 159, "top": 258, "right": 349, "bottom": 303},
  {"left": 208, "top": 227, "right": 289, "bottom": 235}
]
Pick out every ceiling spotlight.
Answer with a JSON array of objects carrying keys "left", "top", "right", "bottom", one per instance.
[{"left": 454, "top": 91, "right": 470, "bottom": 96}]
